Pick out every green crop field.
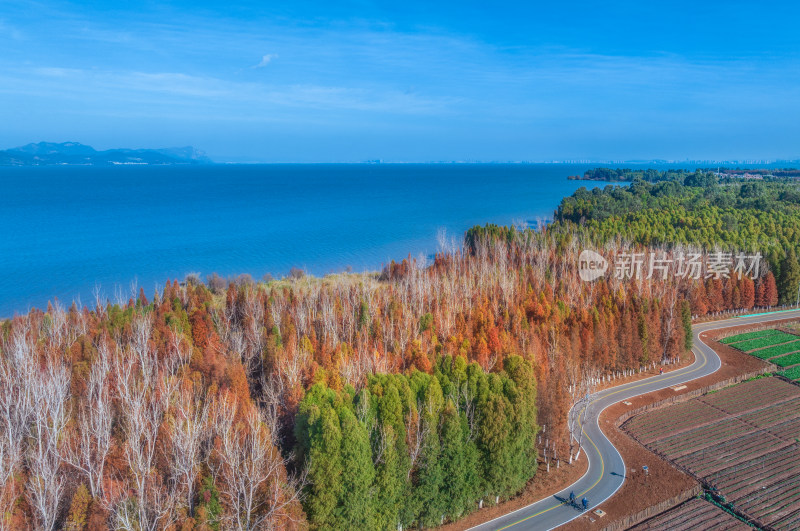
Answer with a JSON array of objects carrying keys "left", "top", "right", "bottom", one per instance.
[
  {"left": 721, "top": 329, "right": 783, "bottom": 345},
  {"left": 749, "top": 341, "right": 800, "bottom": 360},
  {"left": 773, "top": 351, "right": 800, "bottom": 368},
  {"left": 734, "top": 332, "right": 799, "bottom": 352},
  {"left": 779, "top": 366, "right": 800, "bottom": 381}
]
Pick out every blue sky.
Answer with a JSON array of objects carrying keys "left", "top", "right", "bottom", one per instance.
[{"left": 1, "top": 0, "right": 799, "bottom": 162}]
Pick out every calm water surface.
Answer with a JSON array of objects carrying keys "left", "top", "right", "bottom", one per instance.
[{"left": 0, "top": 164, "right": 612, "bottom": 315}]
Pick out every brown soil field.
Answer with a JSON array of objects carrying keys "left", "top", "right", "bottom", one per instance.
[
  {"left": 622, "top": 377, "right": 800, "bottom": 529},
  {"left": 627, "top": 497, "right": 749, "bottom": 531}
]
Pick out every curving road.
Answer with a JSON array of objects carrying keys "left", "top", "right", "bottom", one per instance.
[{"left": 470, "top": 309, "right": 800, "bottom": 531}]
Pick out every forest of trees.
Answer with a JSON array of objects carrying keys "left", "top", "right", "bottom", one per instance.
[
  {"left": 0, "top": 173, "right": 792, "bottom": 529},
  {"left": 0, "top": 285, "right": 305, "bottom": 531},
  {"left": 555, "top": 175, "right": 800, "bottom": 304},
  {"left": 0, "top": 234, "right": 773, "bottom": 529},
  {"left": 294, "top": 355, "right": 536, "bottom": 529},
  {"left": 571, "top": 166, "right": 800, "bottom": 183}
]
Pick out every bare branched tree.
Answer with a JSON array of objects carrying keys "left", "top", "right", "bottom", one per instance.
[
  {"left": 115, "top": 324, "right": 176, "bottom": 531},
  {"left": 26, "top": 358, "right": 70, "bottom": 531},
  {"left": 65, "top": 341, "right": 113, "bottom": 500},
  {"left": 169, "top": 384, "right": 209, "bottom": 515},
  {"left": 212, "top": 399, "right": 304, "bottom": 531}
]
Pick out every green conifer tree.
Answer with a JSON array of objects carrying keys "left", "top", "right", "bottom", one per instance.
[
  {"left": 414, "top": 377, "right": 445, "bottom": 527},
  {"left": 779, "top": 248, "right": 800, "bottom": 305},
  {"left": 439, "top": 402, "right": 471, "bottom": 520},
  {"left": 478, "top": 379, "right": 513, "bottom": 500},
  {"left": 305, "top": 404, "right": 343, "bottom": 529},
  {"left": 337, "top": 407, "right": 376, "bottom": 528},
  {"left": 373, "top": 425, "right": 403, "bottom": 530},
  {"left": 681, "top": 299, "right": 693, "bottom": 350}
]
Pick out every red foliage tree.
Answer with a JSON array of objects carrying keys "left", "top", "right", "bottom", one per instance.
[
  {"left": 741, "top": 276, "right": 755, "bottom": 309},
  {"left": 764, "top": 271, "right": 779, "bottom": 307}
]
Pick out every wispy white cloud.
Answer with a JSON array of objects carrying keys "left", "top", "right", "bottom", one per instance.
[{"left": 253, "top": 54, "right": 277, "bottom": 68}]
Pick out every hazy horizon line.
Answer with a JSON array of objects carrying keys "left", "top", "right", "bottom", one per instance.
[{"left": 3, "top": 141, "right": 799, "bottom": 167}]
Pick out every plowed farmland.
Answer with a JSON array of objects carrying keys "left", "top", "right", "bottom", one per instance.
[
  {"left": 623, "top": 377, "right": 800, "bottom": 529},
  {"left": 627, "top": 497, "right": 749, "bottom": 530}
]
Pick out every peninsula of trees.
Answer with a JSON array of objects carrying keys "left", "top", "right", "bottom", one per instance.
[
  {"left": 568, "top": 167, "right": 693, "bottom": 182},
  {"left": 557, "top": 174, "right": 800, "bottom": 304},
  {"left": 569, "top": 166, "right": 800, "bottom": 182}
]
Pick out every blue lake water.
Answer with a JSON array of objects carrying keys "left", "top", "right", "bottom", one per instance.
[{"left": 0, "top": 163, "right": 613, "bottom": 316}]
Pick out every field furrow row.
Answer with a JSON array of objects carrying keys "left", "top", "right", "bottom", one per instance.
[{"left": 624, "top": 377, "right": 800, "bottom": 530}]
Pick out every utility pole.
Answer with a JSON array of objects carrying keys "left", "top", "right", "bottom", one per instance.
[{"left": 796, "top": 282, "right": 800, "bottom": 308}]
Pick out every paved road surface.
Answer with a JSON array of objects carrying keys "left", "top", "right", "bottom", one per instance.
[{"left": 470, "top": 309, "right": 800, "bottom": 531}]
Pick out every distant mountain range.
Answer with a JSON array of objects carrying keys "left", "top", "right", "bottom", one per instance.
[{"left": 0, "top": 142, "right": 212, "bottom": 165}]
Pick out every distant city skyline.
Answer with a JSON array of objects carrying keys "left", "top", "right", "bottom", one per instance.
[{"left": 2, "top": 0, "right": 799, "bottom": 162}]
